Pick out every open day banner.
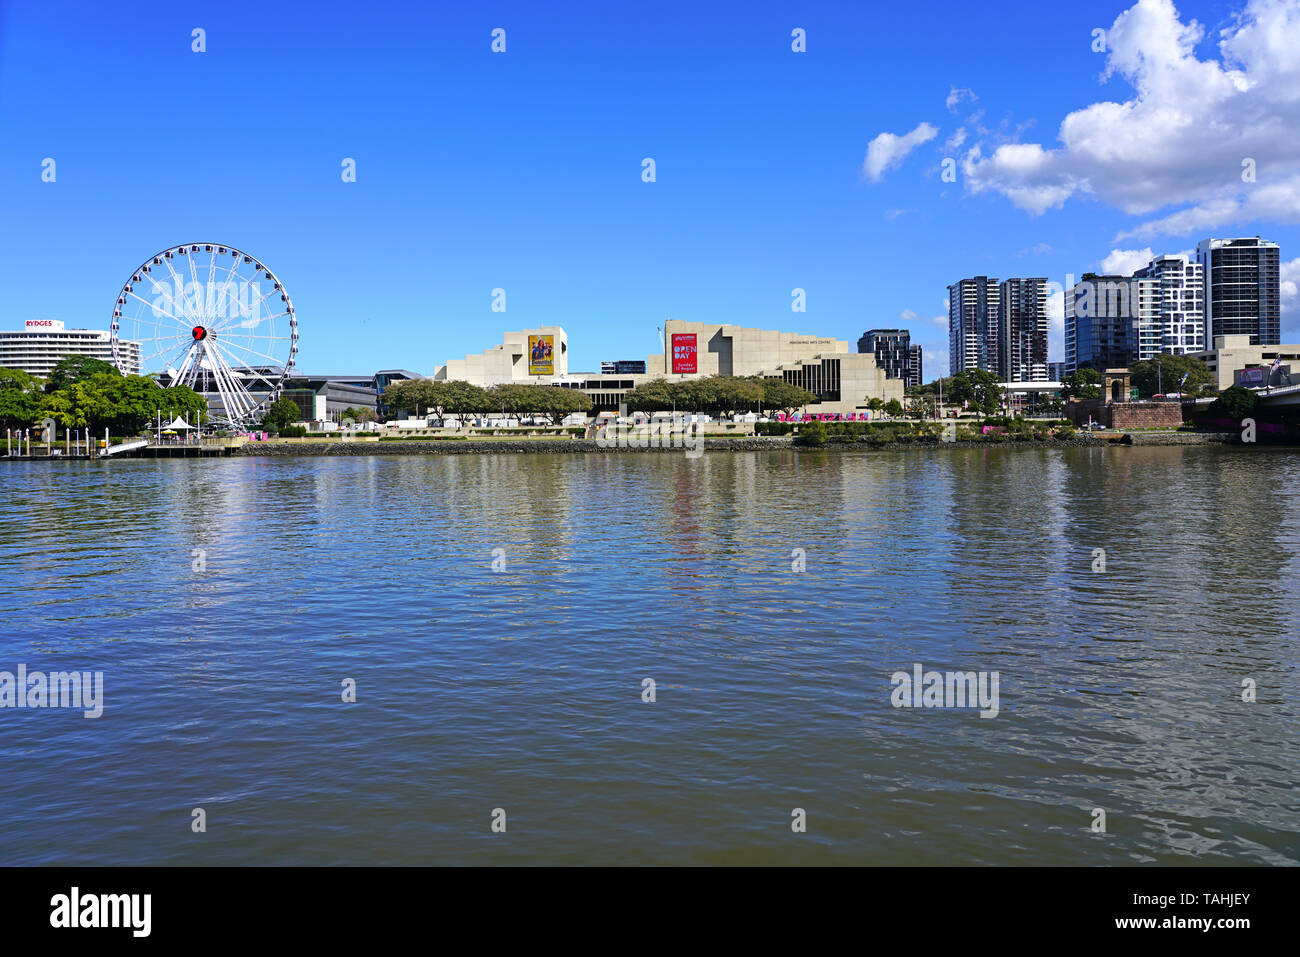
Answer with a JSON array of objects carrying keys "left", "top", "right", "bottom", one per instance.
[{"left": 671, "top": 333, "right": 697, "bottom": 374}]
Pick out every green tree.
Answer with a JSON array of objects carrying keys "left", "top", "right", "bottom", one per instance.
[
  {"left": 757, "top": 378, "right": 816, "bottom": 417},
  {"left": 907, "top": 397, "right": 933, "bottom": 418},
  {"left": 883, "top": 399, "right": 904, "bottom": 417},
  {"left": 709, "top": 376, "right": 765, "bottom": 416},
  {"left": 1208, "top": 385, "right": 1260, "bottom": 420},
  {"left": 947, "top": 369, "right": 1004, "bottom": 415},
  {"left": 378, "top": 379, "right": 425, "bottom": 418},
  {"left": 484, "top": 383, "right": 532, "bottom": 416},
  {"left": 44, "top": 355, "right": 120, "bottom": 392},
  {"left": 34, "top": 371, "right": 205, "bottom": 434},
  {"left": 1129, "top": 354, "right": 1213, "bottom": 397},
  {"left": 1060, "top": 368, "right": 1101, "bottom": 400},
  {"left": 383, "top": 379, "right": 489, "bottom": 419},
  {"left": 524, "top": 385, "right": 593, "bottom": 424},
  {"left": 914, "top": 376, "right": 954, "bottom": 398},
  {"left": 158, "top": 384, "right": 206, "bottom": 429},
  {"left": 338, "top": 405, "right": 379, "bottom": 424},
  {"left": 794, "top": 420, "right": 827, "bottom": 446},
  {"left": 0, "top": 368, "right": 44, "bottom": 429},
  {"left": 481, "top": 384, "right": 593, "bottom": 423},
  {"left": 624, "top": 375, "right": 767, "bottom": 416},
  {"left": 262, "top": 396, "right": 302, "bottom": 431},
  {"left": 623, "top": 378, "right": 676, "bottom": 413},
  {"left": 866, "top": 397, "right": 885, "bottom": 411}
]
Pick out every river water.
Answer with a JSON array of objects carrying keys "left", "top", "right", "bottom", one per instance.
[{"left": 1, "top": 446, "right": 1297, "bottom": 865}]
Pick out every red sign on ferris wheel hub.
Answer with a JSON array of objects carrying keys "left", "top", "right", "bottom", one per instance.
[{"left": 671, "top": 333, "right": 697, "bottom": 373}]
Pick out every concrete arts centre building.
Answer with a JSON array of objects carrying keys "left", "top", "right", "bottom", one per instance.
[{"left": 432, "top": 319, "right": 904, "bottom": 417}]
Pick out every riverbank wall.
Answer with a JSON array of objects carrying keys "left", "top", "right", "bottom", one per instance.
[{"left": 230, "top": 432, "right": 1240, "bottom": 456}]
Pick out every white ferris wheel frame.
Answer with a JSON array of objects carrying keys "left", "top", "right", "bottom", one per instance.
[{"left": 109, "top": 243, "right": 299, "bottom": 428}]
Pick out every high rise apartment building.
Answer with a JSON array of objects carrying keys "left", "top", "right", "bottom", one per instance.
[
  {"left": 998, "top": 278, "right": 1049, "bottom": 382},
  {"left": 948, "top": 277, "right": 1048, "bottom": 382},
  {"left": 1197, "top": 237, "right": 1280, "bottom": 345}
]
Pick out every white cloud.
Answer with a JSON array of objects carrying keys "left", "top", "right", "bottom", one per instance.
[
  {"left": 946, "top": 87, "right": 978, "bottom": 112},
  {"left": 922, "top": 348, "right": 948, "bottom": 378},
  {"left": 1282, "top": 256, "right": 1300, "bottom": 337},
  {"left": 1017, "top": 242, "right": 1053, "bottom": 256},
  {"left": 862, "top": 122, "right": 938, "bottom": 182},
  {"left": 1100, "top": 247, "right": 1155, "bottom": 275},
  {"left": 1281, "top": 256, "right": 1300, "bottom": 301},
  {"left": 898, "top": 306, "right": 947, "bottom": 328},
  {"left": 944, "top": 127, "right": 968, "bottom": 152},
  {"left": 959, "top": 0, "right": 1300, "bottom": 238}
]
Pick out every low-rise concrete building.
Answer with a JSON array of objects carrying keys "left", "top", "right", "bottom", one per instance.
[
  {"left": 645, "top": 319, "right": 901, "bottom": 414},
  {"left": 1190, "top": 335, "right": 1300, "bottom": 391},
  {"left": 435, "top": 327, "right": 569, "bottom": 383},
  {"left": 429, "top": 320, "right": 902, "bottom": 416}
]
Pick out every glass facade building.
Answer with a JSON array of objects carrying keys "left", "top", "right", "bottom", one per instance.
[
  {"left": 857, "top": 329, "right": 922, "bottom": 388},
  {"left": 1197, "top": 237, "right": 1281, "bottom": 346},
  {"left": 1064, "top": 276, "right": 1146, "bottom": 374}
]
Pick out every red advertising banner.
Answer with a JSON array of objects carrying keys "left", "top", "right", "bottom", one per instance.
[{"left": 671, "top": 333, "right": 697, "bottom": 373}]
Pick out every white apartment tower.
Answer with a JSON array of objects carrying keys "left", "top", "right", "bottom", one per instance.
[
  {"left": 1134, "top": 276, "right": 1162, "bottom": 362},
  {"left": 1132, "top": 254, "right": 1205, "bottom": 355}
]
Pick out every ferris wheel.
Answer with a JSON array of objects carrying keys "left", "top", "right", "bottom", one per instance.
[{"left": 110, "top": 243, "right": 299, "bottom": 427}]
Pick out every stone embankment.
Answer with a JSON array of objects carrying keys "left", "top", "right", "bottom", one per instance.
[{"left": 234, "top": 431, "right": 1238, "bottom": 456}]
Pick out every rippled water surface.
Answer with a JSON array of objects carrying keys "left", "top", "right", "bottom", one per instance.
[{"left": 1, "top": 446, "right": 1298, "bottom": 865}]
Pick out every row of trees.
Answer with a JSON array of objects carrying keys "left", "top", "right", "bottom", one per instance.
[
  {"left": 622, "top": 376, "right": 817, "bottom": 416},
  {"left": 906, "top": 354, "right": 1221, "bottom": 415},
  {"left": 378, "top": 375, "right": 821, "bottom": 421},
  {"left": 380, "top": 379, "right": 594, "bottom": 423},
  {"left": 1129, "top": 354, "right": 1215, "bottom": 397},
  {"left": 0, "top": 357, "right": 206, "bottom": 434},
  {"left": 907, "top": 370, "right": 1006, "bottom": 416},
  {"left": 865, "top": 396, "right": 906, "bottom": 417}
]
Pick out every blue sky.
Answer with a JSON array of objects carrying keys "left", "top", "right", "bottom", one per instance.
[{"left": 2, "top": 0, "right": 1298, "bottom": 378}]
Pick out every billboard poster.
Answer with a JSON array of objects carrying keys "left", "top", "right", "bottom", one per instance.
[
  {"left": 528, "top": 335, "right": 554, "bottom": 375},
  {"left": 671, "top": 333, "right": 697, "bottom": 373},
  {"left": 1239, "top": 367, "right": 1264, "bottom": 386}
]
